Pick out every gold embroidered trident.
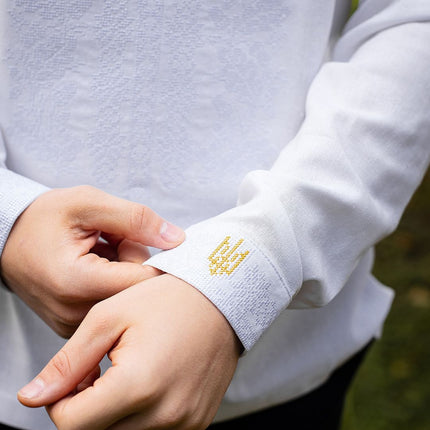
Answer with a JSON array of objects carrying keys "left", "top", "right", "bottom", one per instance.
[{"left": 208, "top": 236, "right": 250, "bottom": 276}]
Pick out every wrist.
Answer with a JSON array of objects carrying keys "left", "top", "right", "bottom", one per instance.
[{"left": 162, "top": 273, "right": 243, "bottom": 357}]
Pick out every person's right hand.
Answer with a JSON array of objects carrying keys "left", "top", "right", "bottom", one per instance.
[{"left": 0, "top": 185, "right": 185, "bottom": 337}]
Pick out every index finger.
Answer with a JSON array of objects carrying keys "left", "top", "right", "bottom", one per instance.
[
  {"left": 47, "top": 364, "right": 135, "bottom": 430},
  {"left": 17, "top": 302, "right": 121, "bottom": 408}
]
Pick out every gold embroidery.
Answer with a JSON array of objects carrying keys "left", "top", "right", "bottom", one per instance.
[{"left": 208, "top": 236, "right": 250, "bottom": 276}]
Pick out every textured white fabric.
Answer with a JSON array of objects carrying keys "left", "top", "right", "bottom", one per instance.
[
  {"left": 0, "top": 1, "right": 429, "bottom": 428},
  {"left": 0, "top": 170, "right": 49, "bottom": 252}
]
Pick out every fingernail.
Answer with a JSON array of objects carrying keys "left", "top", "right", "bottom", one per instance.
[
  {"left": 160, "top": 222, "right": 184, "bottom": 243},
  {"left": 18, "top": 378, "right": 45, "bottom": 399}
]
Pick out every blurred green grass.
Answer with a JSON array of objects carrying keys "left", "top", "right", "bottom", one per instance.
[
  {"left": 351, "top": 0, "right": 359, "bottom": 14},
  {"left": 342, "top": 170, "right": 430, "bottom": 430}
]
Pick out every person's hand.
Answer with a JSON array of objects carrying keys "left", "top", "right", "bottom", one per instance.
[
  {"left": 17, "top": 274, "right": 242, "bottom": 430},
  {"left": 0, "top": 186, "right": 185, "bottom": 337}
]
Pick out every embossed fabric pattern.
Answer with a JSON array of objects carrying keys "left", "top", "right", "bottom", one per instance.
[{"left": 1, "top": 1, "right": 430, "bottom": 428}]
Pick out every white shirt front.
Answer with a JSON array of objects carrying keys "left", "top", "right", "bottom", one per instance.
[{"left": 1, "top": 1, "right": 430, "bottom": 428}]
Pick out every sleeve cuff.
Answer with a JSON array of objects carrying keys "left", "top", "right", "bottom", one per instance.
[
  {"left": 144, "top": 218, "right": 302, "bottom": 351},
  {"left": 0, "top": 169, "right": 49, "bottom": 255}
]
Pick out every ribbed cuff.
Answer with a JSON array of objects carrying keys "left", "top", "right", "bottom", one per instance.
[
  {"left": 0, "top": 169, "right": 49, "bottom": 255},
  {"left": 144, "top": 218, "right": 301, "bottom": 351}
]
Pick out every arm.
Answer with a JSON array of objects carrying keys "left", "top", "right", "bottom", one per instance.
[
  {"left": 146, "top": 1, "right": 430, "bottom": 349},
  {"left": 0, "top": 137, "right": 184, "bottom": 336},
  {"left": 17, "top": 1, "right": 430, "bottom": 429},
  {"left": 1, "top": 185, "right": 184, "bottom": 336}
]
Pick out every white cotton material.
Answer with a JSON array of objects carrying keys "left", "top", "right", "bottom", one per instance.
[{"left": 0, "top": 1, "right": 429, "bottom": 428}]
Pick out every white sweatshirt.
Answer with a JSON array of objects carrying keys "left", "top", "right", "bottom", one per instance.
[{"left": 1, "top": 1, "right": 430, "bottom": 428}]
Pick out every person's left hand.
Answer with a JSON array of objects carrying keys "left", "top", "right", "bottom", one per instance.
[{"left": 17, "top": 274, "right": 242, "bottom": 430}]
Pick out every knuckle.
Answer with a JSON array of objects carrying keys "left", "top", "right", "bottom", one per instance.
[
  {"left": 71, "top": 184, "right": 96, "bottom": 197},
  {"left": 67, "top": 185, "right": 101, "bottom": 220},
  {"left": 181, "top": 409, "right": 206, "bottom": 430},
  {"left": 49, "top": 349, "right": 73, "bottom": 380},
  {"left": 127, "top": 373, "right": 162, "bottom": 412},
  {"left": 87, "top": 300, "right": 105, "bottom": 319},
  {"left": 160, "top": 402, "right": 186, "bottom": 428},
  {"left": 63, "top": 185, "right": 95, "bottom": 210},
  {"left": 129, "top": 204, "right": 151, "bottom": 235},
  {"left": 85, "top": 301, "right": 114, "bottom": 333},
  {"left": 159, "top": 399, "right": 205, "bottom": 429},
  {"left": 179, "top": 400, "right": 212, "bottom": 430}
]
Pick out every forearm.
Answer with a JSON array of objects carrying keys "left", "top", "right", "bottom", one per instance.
[{"left": 146, "top": 6, "right": 430, "bottom": 350}]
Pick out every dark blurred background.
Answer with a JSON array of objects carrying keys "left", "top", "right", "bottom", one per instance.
[{"left": 342, "top": 169, "right": 430, "bottom": 430}]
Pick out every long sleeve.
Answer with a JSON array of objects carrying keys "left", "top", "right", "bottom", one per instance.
[
  {"left": 0, "top": 135, "right": 49, "bottom": 255},
  {"left": 0, "top": 5, "right": 49, "bottom": 256},
  {"left": 145, "top": 0, "right": 430, "bottom": 351}
]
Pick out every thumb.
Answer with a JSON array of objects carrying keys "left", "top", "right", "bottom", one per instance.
[
  {"left": 69, "top": 186, "right": 185, "bottom": 249},
  {"left": 17, "top": 303, "right": 119, "bottom": 408}
]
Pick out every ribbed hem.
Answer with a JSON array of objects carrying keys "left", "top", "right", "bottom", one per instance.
[{"left": 0, "top": 169, "right": 49, "bottom": 255}]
